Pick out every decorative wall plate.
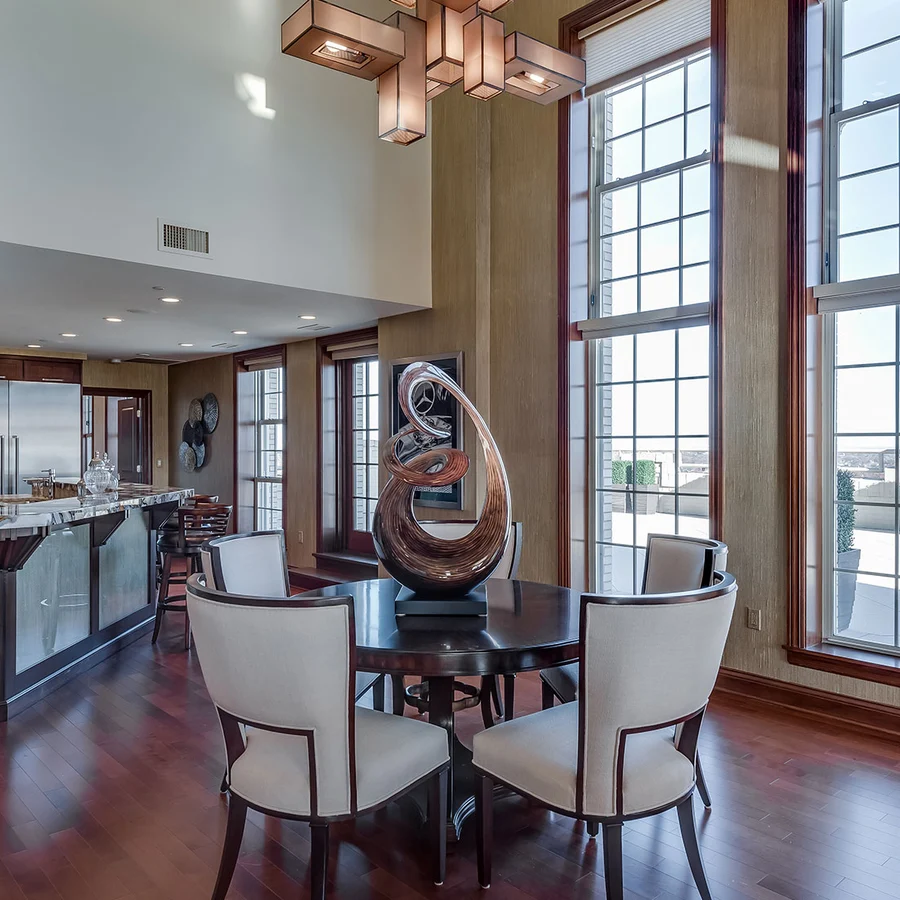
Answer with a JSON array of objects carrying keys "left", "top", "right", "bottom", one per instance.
[
  {"left": 188, "top": 398, "right": 204, "bottom": 425},
  {"left": 181, "top": 421, "right": 194, "bottom": 444},
  {"left": 192, "top": 441, "right": 206, "bottom": 469},
  {"left": 202, "top": 393, "right": 219, "bottom": 434},
  {"left": 178, "top": 442, "right": 197, "bottom": 473}
]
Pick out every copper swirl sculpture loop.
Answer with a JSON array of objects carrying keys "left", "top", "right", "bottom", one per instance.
[{"left": 373, "top": 362, "right": 511, "bottom": 596}]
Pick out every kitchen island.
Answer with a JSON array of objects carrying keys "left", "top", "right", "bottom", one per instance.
[{"left": 0, "top": 485, "right": 192, "bottom": 719}]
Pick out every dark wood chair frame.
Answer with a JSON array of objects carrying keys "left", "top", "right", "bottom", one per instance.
[
  {"left": 153, "top": 504, "right": 232, "bottom": 650},
  {"left": 539, "top": 534, "right": 727, "bottom": 809},
  {"left": 394, "top": 520, "right": 524, "bottom": 728},
  {"left": 205, "top": 531, "right": 387, "bottom": 793},
  {"left": 186, "top": 575, "right": 449, "bottom": 900},
  {"left": 476, "top": 574, "right": 738, "bottom": 900}
]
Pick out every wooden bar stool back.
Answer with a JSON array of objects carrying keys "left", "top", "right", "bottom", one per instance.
[{"left": 153, "top": 503, "right": 232, "bottom": 650}]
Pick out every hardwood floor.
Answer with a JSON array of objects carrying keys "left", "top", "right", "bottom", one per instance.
[{"left": 3, "top": 622, "right": 900, "bottom": 899}]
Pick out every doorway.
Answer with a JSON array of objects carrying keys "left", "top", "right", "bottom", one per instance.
[{"left": 82, "top": 391, "right": 151, "bottom": 484}]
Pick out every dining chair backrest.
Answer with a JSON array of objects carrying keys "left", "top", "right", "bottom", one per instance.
[
  {"left": 577, "top": 572, "right": 737, "bottom": 819},
  {"left": 171, "top": 504, "right": 232, "bottom": 553},
  {"left": 186, "top": 573, "right": 358, "bottom": 818},
  {"left": 641, "top": 534, "right": 729, "bottom": 594},
  {"left": 418, "top": 520, "right": 523, "bottom": 579},
  {"left": 204, "top": 531, "right": 290, "bottom": 598}
]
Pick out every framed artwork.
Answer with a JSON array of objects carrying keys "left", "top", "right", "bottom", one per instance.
[{"left": 390, "top": 352, "right": 464, "bottom": 509}]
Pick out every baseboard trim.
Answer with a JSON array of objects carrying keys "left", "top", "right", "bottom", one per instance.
[
  {"left": 0, "top": 618, "right": 154, "bottom": 721},
  {"left": 714, "top": 666, "right": 900, "bottom": 742}
]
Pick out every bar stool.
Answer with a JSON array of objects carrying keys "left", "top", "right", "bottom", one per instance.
[
  {"left": 156, "top": 495, "right": 219, "bottom": 587},
  {"left": 153, "top": 504, "right": 232, "bottom": 650}
]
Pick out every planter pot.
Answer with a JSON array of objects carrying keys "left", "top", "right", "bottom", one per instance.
[
  {"left": 609, "top": 492, "right": 627, "bottom": 512},
  {"left": 835, "top": 548, "right": 861, "bottom": 633},
  {"left": 633, "top": 485, "right": 659, "bottom": 516}
]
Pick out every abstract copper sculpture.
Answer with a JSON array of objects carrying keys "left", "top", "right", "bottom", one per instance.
[{"left": 373, "top": 361, "right": 511, "bottom": 596}]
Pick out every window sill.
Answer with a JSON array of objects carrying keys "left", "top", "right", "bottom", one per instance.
[{"left": 786, "top": 642, "right": 900, "bottom": 688}]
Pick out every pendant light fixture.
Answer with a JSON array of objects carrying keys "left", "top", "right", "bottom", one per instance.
[
  {"left": 282, "top": 0, "right": 405, "bottom": 80},
  {"left": 463, "top": 13, "right": 505, "bottom": 101},
  {"left": 504, "top": 32, "right": 588, "bottom": 105},
  {"left": 282, "top": 0, "right": 587, "bottom": 145},
  {"left": 418, "top": 0, "right": 477, "bottom": 86},
  {"left": 378, "top": 13, "right": 427, "bottom": 145}
]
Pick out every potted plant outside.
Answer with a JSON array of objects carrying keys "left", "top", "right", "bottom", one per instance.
[
  {"left": 835, "top": 469, "right": 860, "bottom": 633},
  {"left": 609, "top": 459, "right": 628, "bottom": 511},
  {"left": 631, "top": 459, "right": 659, "bottom": 515}
]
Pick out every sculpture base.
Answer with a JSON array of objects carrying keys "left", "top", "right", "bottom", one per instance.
[{"left": 394, "top": 585, "right": 488, "bottom": 617}]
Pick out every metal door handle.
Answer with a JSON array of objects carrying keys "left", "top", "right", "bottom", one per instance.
[
  {"left": 41, "top": 378, "right": 64, "bottom": 383},
  {"left": 12, "top": 435, "right": 19, "bottom": 494}
]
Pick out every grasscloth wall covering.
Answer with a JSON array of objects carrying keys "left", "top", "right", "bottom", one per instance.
[
  {"left": 380, "top": 0, "right": 900, "bottom": 706},
  {"left": 167, "top": 356, "right": 234, "bottom": 505},
  {"left": 82, "top": 360, "right": 169, "bottom": 486}
]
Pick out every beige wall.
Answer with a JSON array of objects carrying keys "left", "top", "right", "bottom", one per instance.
[
  {"left": 381, "top": 0, "right": 900, "bottom": 705},
  {"left": 167, "top": 356, "right": 234, "bottom": 504},
  {"left": 82, "top": 360, "right": 169, "bottom": 485}
]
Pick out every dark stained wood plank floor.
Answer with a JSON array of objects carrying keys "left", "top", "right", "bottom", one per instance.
[{"left": 4, "top": 619, "right": 900, "bottom": 899}]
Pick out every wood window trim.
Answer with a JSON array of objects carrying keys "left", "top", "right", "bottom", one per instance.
[
  {"left": 316, "top": 328, "right": 379, "bottom": 579},
  {"left": 557, "top": 0, "right": 726, "bottom": 591},
  {"left": 233, "top": 345, "right": 287, "bottom": 533},
  {"left": 784, "top": 0, "right": 900, "bottom": 688}
]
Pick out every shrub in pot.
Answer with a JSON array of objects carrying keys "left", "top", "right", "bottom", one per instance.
[
  {"left": 632, "top": 459, "right": 659, "bottom": 515},
  {"left": 835, "top": 469, "right": 860, "bottom": 633},
  {"left": 609, "top": 460, "right": 628, "bottom": 512}
]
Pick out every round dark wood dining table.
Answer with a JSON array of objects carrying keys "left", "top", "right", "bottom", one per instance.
[{"left": 303, "top": 577, "right": 580, "bottom": 840}]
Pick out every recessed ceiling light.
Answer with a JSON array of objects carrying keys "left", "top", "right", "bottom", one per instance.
[
  {"left": 161, "top": 297, "right": 181, "bottom": 304},
  {"left": 232, "top": 330, "right": 248, "bottom": 335},
  {"left": 26, "top": 344, "right": 41, "bottom": 349},
  {"left": 179, "top": 343, "right": 194, "bottom": 347},
  {"left": 60, "top": 333, "right": 77, "bottom": 338},
  {"left": 300, "top": 315, "right": 317, "bottom": 320},
  {"left": 105, "top": 317, "right": 123, "bottom": 323}
]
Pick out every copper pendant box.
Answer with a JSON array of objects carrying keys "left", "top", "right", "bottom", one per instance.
[
  {"left": 373, "top": 362, "right": 511, "bottom": 597},
  {"left": 418, "top": 0, "right": 477, "bottom": 86},
  {"left": 504, "top": 32, "right": 588, "bottom": 105},
  {"left": 282, "top": 0, "right": 406, "bottom": 81},
  {"left": 379, "top": 13, "right": 428, "bottom": 145},
  {"left": 464, "top": 13, "right": 505, "bottom": 101}
]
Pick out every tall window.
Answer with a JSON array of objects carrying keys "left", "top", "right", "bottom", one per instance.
[
  {"left": 817, "top": 0, "right": 900, "bottom": 651},
  {"left": 587, "top": 43, "right": 714, "bottom": 593},
  {"left": 253, "top": 366, "right": 285, "bottom": 531},
  {"left": 343, "top": 357, "right": 380, "bottom": 553}
]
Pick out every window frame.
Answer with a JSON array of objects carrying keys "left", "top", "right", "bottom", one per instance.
[
  {"left": 787, "top": 0, "right": 900, "bottom": 684},
  {"left": 560, "top": 0, "right": 724, "bottom": 594}
]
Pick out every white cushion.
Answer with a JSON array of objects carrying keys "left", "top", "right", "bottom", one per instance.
[
  {"left": 473, "top": 704, "right": 695, "bottom": 816},
  {"left": 230, "top": 707, "right": 449, "bottom": 818}
]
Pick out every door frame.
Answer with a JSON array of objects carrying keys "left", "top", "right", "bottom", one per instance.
[{"left": 81, "top": 388, "right": 152, "bottom": 484}]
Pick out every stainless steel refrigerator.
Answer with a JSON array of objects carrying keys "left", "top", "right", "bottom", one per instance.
[{"left": 0, "top": 381, "right": 82, "bottom": 494}]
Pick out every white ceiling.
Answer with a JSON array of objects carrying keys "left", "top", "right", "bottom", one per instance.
[{"left": 0, "top": 241, "right": 425, "bottom": 363}]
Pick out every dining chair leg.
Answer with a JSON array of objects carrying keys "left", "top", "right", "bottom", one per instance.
[
  {"left": 219, "top": 771, "right": 228, "bottom": 794},
  {"left": 429, "top": 768, "right": 448, "bottom": 885},
  {"left": 541, "top": 679, "right": 556, "bottom": 710},
  {"left": 587, "top": 820, "right": 599, "bottom": 838},
  {"left": 677, "top": 797, "right": 713, "bottom": 900},
  {"left": 480, "top": 683, "right": 496, "bottom": 730},
  {"left": 184, "top": 605, "right": 193, "bottom": 651},
  {"left": 372, "top": 675, "right": 385, "bottom": 712},
  {"left": 695, "top": 755, "right": 712, "bottom": 809},
  {"left": 475, "top": 773, "right": 493, "bottom": 888},
  {"left": 392, "top": 674, "right": 406, "bottom": 716},
  {"left": 503, "top": 674, "right": 516, "bottom": 721},
  {"left": 601, "top": 823, "right": 624, "bottom": 900},
  {"left": 211, "top": 795, "right": 247, "bottom": 900},
  {"left": 310, "top": 823, "right": 330, "bottom": 900},
  {"left": 489, "top": 675, "right": 504, "bottom": 719},
  {"left": 152, "top": 553, "right": 172, "bottom": 644}
]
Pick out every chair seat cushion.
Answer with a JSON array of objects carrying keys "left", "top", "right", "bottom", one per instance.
[
  {"left": 229, "top": 707, "right": 448, "bottom": 818},
  {"left": 540, "top": 662, "right": 579, "bottom": 704},
  {"left": 472, "top": 704, "right": 695, "bottom": 817}
]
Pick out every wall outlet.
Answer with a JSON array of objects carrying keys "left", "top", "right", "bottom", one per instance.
[
  {"left": 156, "top": 458, "right": 163, "bottom": 468},
  {"left": 746, "top": 608, "right": 762, "bottom": 631},
  {"left": 298, "top": 531, "right": 304, "bottom": 544}
]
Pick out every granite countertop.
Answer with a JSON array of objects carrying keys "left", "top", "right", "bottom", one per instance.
[{"left": 0, "top": 485, "right": 194, "bottom": 535}]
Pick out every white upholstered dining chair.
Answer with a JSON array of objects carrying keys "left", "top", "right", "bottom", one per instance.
[
  {"left": 473, "top": 572, "right": 737, "bottom": 900},
  {"left": 404, "top": 520, "right": 523, "bottom": 726},
  {"left": 539, "top": 533, "right": 727, "bottom": 808},
  {"left": 186, "top": 574, "right": 450, "bottom": 900}
]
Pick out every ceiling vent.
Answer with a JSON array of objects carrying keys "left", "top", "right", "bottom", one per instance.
[
  {"left": 158, "top": 219, "right": 211, "bottom": 258},
  {"left": 211, "top": 342, "right": 240, "bottom": 350},
  {"left": 297, "top": 323, "right": 328, "bottom": 333}
]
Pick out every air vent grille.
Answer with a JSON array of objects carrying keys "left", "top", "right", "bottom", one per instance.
[
  {"left": 124, "top": 356, "right": 179, "bottom": 365},
  {"left": 297, "top": 324, "right": 328, "bottom": 332},
  {"left": 158, "top": 219, "right": 211, "bottom": 257}
]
